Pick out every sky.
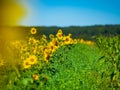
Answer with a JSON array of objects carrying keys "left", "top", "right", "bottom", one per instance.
[{"left": 20, "top": 0, "right": 120, "bottom": 26}]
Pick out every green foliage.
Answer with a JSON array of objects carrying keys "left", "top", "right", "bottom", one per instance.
[
  {"left": 5, "top": 41, "right": 120, "bottom": 90},
  {"left": 96, "top": 35, "right": 120, "bottom": 89},
  {"left": 1, "top": 26, "right": 120, "bottom": 90},
  {"left": 40, "top": 43, "right": 103, "bottom": 89}
]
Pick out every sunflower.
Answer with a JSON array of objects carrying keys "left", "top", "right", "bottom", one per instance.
[
  {"left": 31, "top": 27, "right": 37, "bottom": 34},
  {"left": 63, "top": 36, "right": 72, "bottom": 45},
  {"left": 23, "top": 60, "right": 31, "bottom": 69},
  {"left": 73, "top": 39, "right": 78, "bottom": 44},
  {"left": 44, "top": 48, "right": 50, "bottom": 54},
  {"left": 12, "top": 41, "right": 21, "bottom": 49},
  {"left": 68, "top": 33, "right": 72, "bottom": 37},
  {"left": 48, "top": 42, "right": 58, "bottom": 53},
  {"left": 51, "top": 38, "right": 58, "bottom": 46},
  {"left": 49, "top": 34, "right": 54, "bottom": 39},
  {"left": 29, "top": 37, "right": 37, "bottom": 44},
  {"left": 32, "top": 74, "right": 39, "bottom": 80},
  {"left": 56, "top": 32, "right": 63, "bottom": 40},
  {"left": 56, "top": 29, "right": 63, "bottom": 40},
  {"left": 42, "top": 35, "right": 47, "bottom": 41},
  {"left": 21, "top": 44, "right": 27, "bottom": 52},
  {"left": 27, "top": 55, "right": 37, "bottom": 65},
  {"left": 80, "top": 39, "right": 84, "bottom": 43},
  {"left": 31, "top": 47, "right": 37, "bottom": 54},
  {"left": 44, "top": 53, "right": 51, "bottom": 63},
  {"left": 58, "top": 29, "right": 63, "bottom": 33},
  {"left": 85, "top": 41, "right": 94, "bottom": 45}
]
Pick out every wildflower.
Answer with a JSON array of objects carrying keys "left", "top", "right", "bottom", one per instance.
[
  {"left": 23, "top": 60, "right": 31, "bottom": 69},
  {"left": 31, "top": 27, "right": 37, "bottom": 34},
  {"left": 27, "top": 55, "right": 37, "bottom": 65},
  {"left": 32, "top": 74, "right": 39, "bottom": 80}
]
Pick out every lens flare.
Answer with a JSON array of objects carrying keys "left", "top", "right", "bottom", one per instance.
[
  {"left": 0, "top": 0, "right": 26, "bottom": 56},
  {"left": 0, "top": 0, "right": 25, "bottom": 26}
]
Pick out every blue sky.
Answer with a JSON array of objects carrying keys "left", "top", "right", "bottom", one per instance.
[{"left": 20, "top": 0, "right": 120, "bottom": 26}]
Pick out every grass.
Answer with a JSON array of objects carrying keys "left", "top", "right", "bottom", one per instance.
[{"left": 45, "top": 43, "right": 101, "bottom": 90}]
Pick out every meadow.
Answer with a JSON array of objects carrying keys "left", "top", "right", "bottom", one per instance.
[{"left": 0, "top": 27, "right": 120, "bottom": 90}]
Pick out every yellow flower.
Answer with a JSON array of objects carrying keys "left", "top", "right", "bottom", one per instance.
[
  {"left": 49, "top": 34, "right": 54, "bottom": 39},
  {"left": 48, "top": 42, "right": 58, "bottom": 53},
  {"left": 58, "top": 29, "right": 63, "bottom": 33},
  {"left": 68, "top": 33, "right": 72, "bottom": 37},
  {"left": 85, "top": 41, "right": 94, "bottom": 45},
  {"left": 63, "top": 36, "right": 72, "bottom": 45},
  {"left": 59, "top": 41, "right": 64, "bottom": 46},
  {"left": 32, "top": 74, "right": 39, "bottom": 80},
  {"left": 56, "top": 29, "right": 63, "bottom": 40},
  {"left": 21, "top": 44, "right": 27, "bottom": 51},
  {"left": 31, "top": 47, "right": 37, "bottom": 54},
  {"left": 42, "top": 46, "right": 48, "bottom": 52},
  {"left": 80, "top": 39, "right": 84, "bottom": 43},
  {"left": 31, "top": 27, "right": 37, "bottom": 34},
  {"left": 42, "top": 35, "right": 47, "bottom": 40},
  {"left": 12, "top": 41, "right": 21, "bottom": 49},
  {"left": 51, "top": 38, "right": 58, "bottom": 46},
  {"left": 23, "top": 60, "right": 31, "bottom": 69},
  {"left": 44, "top": 52, "right": 51, "bottom": 62},
  {"left": 56, "top": 32, "right": 63, "bottom": 40},
  {"left": 29, "top": 37, "right": 37, "bottom": 44},
  {"left": 27, "top": 55, "right": 37, "bottom": 65},
  {"left": 44, "top": 47, "right": 50, "bottom": 52},
  {"left": 25, "top": 52, "right": 30, "bottom": 58},
  {"left": 73, "top": 39, "right": 78, "bottom": 44}
]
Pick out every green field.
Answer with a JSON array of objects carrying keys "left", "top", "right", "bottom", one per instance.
[{"left": 0, "top": 27, "right": 120, "bottom": 90}]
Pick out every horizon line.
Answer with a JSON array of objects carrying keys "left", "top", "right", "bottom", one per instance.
[{"left": 17, "top": 24, "right": 120, "bottom": 27}]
